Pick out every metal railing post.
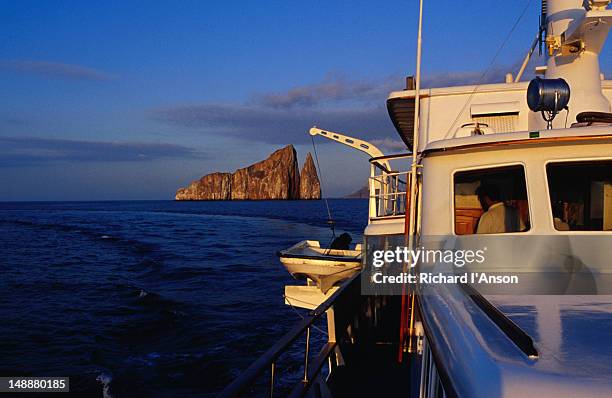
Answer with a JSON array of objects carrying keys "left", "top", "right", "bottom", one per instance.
[
  {"left": 394, "top": 174, "right": 399, "bottom": 215},
  {"left": 369, "top": 164, "right": 412, "bottom": 219},
  {"left": 303, "top": 326, "right": 311, "bottom": 383},
  {"left": 217, "top": 273, "right": 361, "bottom": 398},
  {"left": 270, "top": 362, "right": 275, "bottom": 398},
  {"left": 369, "top": 164, "right": 377, "bottom": 218}
]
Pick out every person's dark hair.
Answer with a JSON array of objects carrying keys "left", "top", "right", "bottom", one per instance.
[
  {"left": 552, "top": 201, "right": 565, "bottom": 219},
  {"left": 475, "top": 182, "right": 501, "bottom": 202}
]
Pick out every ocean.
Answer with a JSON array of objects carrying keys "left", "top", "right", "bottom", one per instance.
[{"left": 0, "top": 199, "right": 367, "bottom": 397}]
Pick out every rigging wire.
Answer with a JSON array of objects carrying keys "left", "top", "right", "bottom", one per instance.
[
  {"left": 310, "top": 135, "right": 336, "bottom": 238},
  {"left": 443, "top": 0, "right": 534, "bottom": 139},
  {"left": 283, "top": 295, "right": 327, "bottom": 334}
]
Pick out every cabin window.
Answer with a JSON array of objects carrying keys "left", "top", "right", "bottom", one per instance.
[
  {"left": 454, "top": 165, "right": 530, "bottom": 235},
  {"left": 546, "top": 160, "right": 612, "bottom": 231}
]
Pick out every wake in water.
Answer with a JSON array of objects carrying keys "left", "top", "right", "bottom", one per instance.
[
  {"left": 96, "top": 373, "right": 114, "bottom": 398},
  {"left": 0, "top": 200, "right": 367, "bottom": 396}
]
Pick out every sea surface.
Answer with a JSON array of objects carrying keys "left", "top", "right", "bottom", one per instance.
[{"left": 0, "top": 200, "right": 367, "bottom": 397}]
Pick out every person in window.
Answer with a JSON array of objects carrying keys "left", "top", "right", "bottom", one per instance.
[
  {"left": 475, "top": 183, "right": 525, "bottom": 234},
  {"left": 552, "top": 201, "right": 570, "bottom": 231}
]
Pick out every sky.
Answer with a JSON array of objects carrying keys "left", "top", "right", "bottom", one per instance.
[{"left": 2, "top": 0, "right": 612, "bottom": 200}]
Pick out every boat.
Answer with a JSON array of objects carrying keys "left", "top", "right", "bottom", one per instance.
[
  {"left": 277, "top": 240, "right": 362, "bottom": 293},
  {"left": 219, "top": 1, "right": 612, "bottom": 397}
]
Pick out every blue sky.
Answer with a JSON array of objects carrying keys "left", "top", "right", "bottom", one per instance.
[{"left": 2, "top": 0, "right": 611, "bottom": 200}]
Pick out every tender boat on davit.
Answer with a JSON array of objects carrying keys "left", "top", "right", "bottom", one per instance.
[{"left": 278, "top": 240, "right": 362, "bottom": 293}]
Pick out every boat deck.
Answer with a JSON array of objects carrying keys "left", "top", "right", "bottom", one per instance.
[
  {"left": 328, "top": 343, "right": 417, "bottom": 397},
  {"left": 327, "top": 295, "right": 420, "bottom": 398}
]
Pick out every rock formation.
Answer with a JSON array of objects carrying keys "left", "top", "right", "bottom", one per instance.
[
  {"left": 299, "top": 153, "right": 321, "bottom": 200},
  {"left": 229, "top": 145, "right": 300, "bottom": 200},
  {"left": 175, "top": 172, "right": 232, "bottom": 200},
  {"left": 175, "top": 145, "right": 321, "bottom": 200}
]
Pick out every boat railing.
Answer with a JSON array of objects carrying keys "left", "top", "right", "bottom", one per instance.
[
  {"left": 369, "top": 153, "right": 412, "bottom": 219},
  {"left": 217, "top": 272, "right": 363, "bottom": 398}
]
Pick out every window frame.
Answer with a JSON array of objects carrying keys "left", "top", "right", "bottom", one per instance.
[
  {"left": 544, "top": 157, "right": 612, "bottom": 234},
  {"left": 451, "top": 162, "right": 532, "bottom": 236}
]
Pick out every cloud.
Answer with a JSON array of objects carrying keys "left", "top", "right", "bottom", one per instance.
[
  {"left": 422, "top": 65, "right": 518, "bottom": 88},
  {"left": 150, "top": 103, "right": 394, "bottom": 144},
  {"left": 254, "top": 74, "right": 396, "bottom": 109},
  {"left": 149, "top": 66, "right": 520, "bottom": 145},
  {"left": 0, "top": 136, "right": 204, "bottom": 167},
  {"left": 252, "top": 67, "right": 516, "bottom": 109},
  {"left": 150, "top": 73, "right": 399, "bottom": 144},
  {"left": 369, "top": 138, "right": 407, "bottom": 151},
  {"left": 0, "top": 59, "right": 118, "bottom": 81}
]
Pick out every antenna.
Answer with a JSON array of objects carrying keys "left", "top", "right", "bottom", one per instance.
[{"left": 538, "top": 0, "right": 547, "bottom": 56}]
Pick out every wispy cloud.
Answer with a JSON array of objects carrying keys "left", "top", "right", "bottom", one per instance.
[
  {"left": 422, "top": 63, "right": 531, "bottom": 88},
  {"left": 370, "top": 138, "right": 407, "bottom": 151},
  {"left": 254, "top": 74, "right": 396, "bottom": 109},
  {"left": 149, "top": 67, "right": 516, "bottom": 145},
  {"left": 150, "top": 103, "right": 393, "bottom": 144},
  {"left": 0, "top": 136, "right": 204, "bottom": 166},
  {"left": 0, "top": 59, "right": 118, "bottom": 81}
]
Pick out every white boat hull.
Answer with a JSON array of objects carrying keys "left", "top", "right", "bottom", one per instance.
[{"left": 278, "top": 240, "right": 362, "bottom": 292}]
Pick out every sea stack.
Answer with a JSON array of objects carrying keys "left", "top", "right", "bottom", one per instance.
[
  {"left": 229, "top": 145, "right": 300, "bottom": 200},
  {"left": 299, "top": 153, "right": 322, "bottom": 200},
  {"left": 175, "top": 145, "right": 321, "bottom": 200}
]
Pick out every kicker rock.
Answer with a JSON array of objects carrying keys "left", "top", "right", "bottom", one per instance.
[
  {"left": 175, "top": 145, "right": 303, "bottom": 200},
  {"left": 175, "top": 172, "right": 232, "bottom": 200},
  {"left": 299, "top": 153, "right": 321, "bottom": 200},
  {"left": 231, "top": 145, "right": 300, "bottom": 200}
]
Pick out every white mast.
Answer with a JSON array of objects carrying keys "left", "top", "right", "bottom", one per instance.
[
  {"left": 400, "top": 0, "right": 424, "bottom": 357},
  {"left": 407, "top": 0, "right": 424, "bottom": 242}
]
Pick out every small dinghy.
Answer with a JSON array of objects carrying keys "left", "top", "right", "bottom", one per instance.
[{"left": 278, "top": 240, "right": 362, "bottom": 293}]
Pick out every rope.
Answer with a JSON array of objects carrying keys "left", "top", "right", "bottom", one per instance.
[
  {"left": 310, "top": 135, "right": 335, "bottom": 237},
  {"left": 283, "top": 295, "right": 327, "bottom": 334},
  {"left": 443, "top": 0, "right": 533, "bottom": 139},
  {"left": 310, "top": 135, "right": 338, "bottom": 255}
]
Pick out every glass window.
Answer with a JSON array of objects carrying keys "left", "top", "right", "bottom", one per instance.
[
  {"left": 454, "top": 166, "right": 530, "bottom": 235},
  {"left": 546, "top": 160, "right": 612, "bottom": 231}
]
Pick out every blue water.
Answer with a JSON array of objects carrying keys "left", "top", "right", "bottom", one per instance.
[{"left": 0, "top": 200, "right": 367, "bottom": 397}]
